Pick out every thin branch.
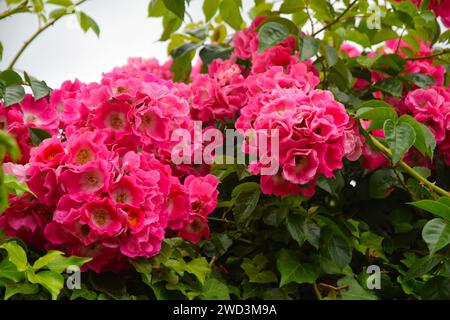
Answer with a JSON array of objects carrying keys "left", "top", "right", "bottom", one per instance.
[
  {"left": 312, "top": 0, "right": 359, "bottom": 37},
  {"left": 407, "top": 49, "right": 450, "bottom": 61},
  {"left": 207, "top": 216, "right": 236, "bottom": 225},
  {"left": 318, "top": 283, "right": 349, "bottom": 292},
  {"left": 369, "top": 134, "right": 450, "bottom": 198},
  {"left": 313, "top": 283, "right": 322, "bottom": 300},
  {"left": 0, "top": 0, "right": 29, "bottom": 21},
  {"left": 7, "top": 0, "right": 88, "bottom": 70},
  {"left": 395, "top": 28, "right": 406, "bottom": 54},
  {"left": 305, "top": 0, "right": 315, "bottom": 35}
]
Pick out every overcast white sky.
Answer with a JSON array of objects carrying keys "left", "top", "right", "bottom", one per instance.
[{"left": 0, "top": 0, "right": 215, "bottom": 87}]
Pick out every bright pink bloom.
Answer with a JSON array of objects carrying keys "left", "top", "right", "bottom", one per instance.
[
  {"left": 282, "top": 149, "right": 319, "bottom": 184},
  {"left": 26, "top": 165, "right": 59, "bottom": 204},
  {"left": 83, "top": 198, "right": 123, "bottom": 236},
  {"left": 179, "top": 215, "right": 210, "bottom": 244},
  {"left": 29, "top": 137, "right": 65, "bottom": 166},
  {"left": 59, "top": 160, "right": 110, "bottom": 198},
  {"left": 184, "top": 174, "right": 219, "bottom": 217}
]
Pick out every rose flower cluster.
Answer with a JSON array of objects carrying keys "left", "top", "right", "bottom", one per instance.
[
  {"left": 2, "top": 12, "right": 448, "bottom": 271},
  {"left": 340, "top": 39, "right": 450, "bottom": 170},
  {"left": 230, "top": 17, "right": 363, "bottom": 197},
  {"left": 0, "top": 58, "right": 218, "bottom": 272}
]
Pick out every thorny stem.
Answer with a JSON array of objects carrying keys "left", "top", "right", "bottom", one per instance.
[
  {"left": 312, "top": 0, "right": 359, "bottom": 37},
  {"left": 8, "top": 0, "right": 88, "bottom": 70},
  {"left": 369, "top": 134, "right": 450, "bottom": 198}
]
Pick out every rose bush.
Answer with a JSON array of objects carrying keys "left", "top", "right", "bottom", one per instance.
[{"left": 1, "top": 0, "right": 450, "bottom": 300}]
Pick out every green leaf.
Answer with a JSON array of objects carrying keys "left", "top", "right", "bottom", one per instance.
[
  {"left": 202, "top": 0, "right": 220, "bottom": 21},
  {"left": 357, "top": 99, "right": 396, "bottom": 110},
  {"left": 373, "top": 54, "right": 406, "bottom": 76},
  {"left": 185, "top": 257, "right": 210, "bottom": 285},
  {"left": 31, "top": 0, "right": 44, "bottom": 12},
  {"left": 292, "top": 11, "right": 309, "bottom": 28},
  {"left": 279, "top": 0, "right": 305, "bottom": 13},
  {"left": 345, "top": 29, "right": 371, "bottom": 47},
  {"left": 421, "top": 277, "right": 450, "bottom": 300},
  {"left": 321, "top": 44, "right": 339, "bottom": 67},
  {"left": 369, "top": 169, "right": 399, "bottom": 199},
  {"left": 70, "top": 287, "right": 98, "bottom": 300},
  {"left": 28, "top": 270, "right": 64, "bottom": 300},
  {"left": 383, "top": 119, "right": 416, "bottom": 164},
  {"left": 373, "top": 78, "right": 403, "bottom": 97},
  {"left": 356, "top": 105, "right": 397, "bottom": 131},
  {"left": 32, "top": 250, "right": 64, "bottom": 271},
  {"left": 171, "top": 54, "right": 192, "bottom": 82},
  {"left": 49, "top": 8, "right": 68, "bottom": 19},
  {"left": 28, "top": 127, "right": 52, "bottom": 146},
  {"left": 372, "top": 28, "right": 399, "bottom": 44},
  {"left": 258, "top": 15, "right": 298, "bottom": 31},
  {"left": 231, "top": 182, "right": 261, "bottom": 224},
  {"left": 258, "top": 22, "right": 290, "bottom": 52},
  {"left": 171, "top": 42, "right": 202, "bottom": 59},
  {"left": 24, "top": 72, "right": 51, "bottom": 100},
  {"left": 45, "top": 255, "right": 92, "bottom": 273},
  {"left": 286, "top": 214, "right": 305, "bottom": 246},
  {"left": 3, "top": 174, "right": 33, "bottom": 197},
  {"left": 241, "top": 254, "right": 278, "bottom": 284},
  {"left": 0, "top": 70, "right": 23, "bottom": 86},
  {"left": 47, "top": 0, "right": 73, "bottom": 6},
  {"left": 326, "top": 235, "right": 352, "bottom": 270},
  {"left": 4, "top": 282, "right": 39, "bottom": 300},
  {"left": 77, "top": 11, "right": 100, "bottom": 37},
  {"left": 148, "top": 0, "right": 166, "bottom": 17},
  {"left": 409, "top": 200, "right": 450, "bottom": 220},
  {"left": 263, "top": 206, "right": 288, "bottom": 227},
  {"left": 219, "top": 0, "right": 243, "bottom": 30},
  {"left": 305, "top": 220, "right": 321, "bottom": 249},
  {"left": 199, "top": 45, "right": 233, "bottom": 70},
  {"left": 357, "top": 106, "right": 397, "bottom": 121},
  {"left": 160, "top": 11, "right": 182, "bottom": 41},
  {"left": 165, "top": 258, "right": 187, "bottom": 276},
  {"left": 328, "top": 60, "right": 353, "bottom": 90},
  {"left": 337, "top": 276, "right": 378, "bottom": 300},
  {"left": 0, "top": 242, "right": 27, "bottom": 272},
  {"left": 4, "top": 85, "right": 25, "bottom": 106},
  {"left": 0, "top": 42, "right": 3, "bottom": 61},
  {"left": 184, "top": 26, "right": 208, "bottom": 40},
  {"left": 0, "top": 131, "right": 21, "bottom": 161},
  {"left": 299, "top": 37, "right": 319, "bottom": 60},
  {"left": 355, "top": 231, "right": 387, "bottom": 261},
  {"left": 163, "top": 0, "right": 185, "bottom": 20},
  {"left": 400, "top": 73, "right": 435, "bottom": 89},
  {"left": 404, "top": 254, "right": 441, "bottom": 281},
  {"left": 199, "top": 277, "right": 230, "bottom": 300},
  {"left": 89, "top": 272, "right": 128, "bottom": 300},
  {"left": 276, "top": 249, "right": 318, "bottom": 287},
  {"left": 0, "top": 258, "right": 24, "bottom": 282},
  {"left": 398, "top": 115, "right": 436, "bottom": 158},
  {"left": 422, "top": 218, "right": 450, "bottom": 253}
]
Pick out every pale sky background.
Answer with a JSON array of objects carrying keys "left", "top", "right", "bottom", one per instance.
[{"left": 0, "top": 0, "right": 252, "bottom": 87}]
